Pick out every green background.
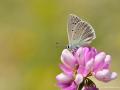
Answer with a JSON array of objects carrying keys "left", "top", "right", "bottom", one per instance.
[{"left": 0, "top": 0, "right": 119, "bottom": 90}]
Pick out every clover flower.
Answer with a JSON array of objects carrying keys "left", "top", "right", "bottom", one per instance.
[{"left": 56, "top": 47, "right": 117, "bottom": 90}]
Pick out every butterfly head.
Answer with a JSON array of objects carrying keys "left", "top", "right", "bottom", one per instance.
[
  {"left": 66, "top": 44, "right": 79, "bottom": 52},
  {"left": 66, "top": 44, "right": 71, "bottom": 49}
]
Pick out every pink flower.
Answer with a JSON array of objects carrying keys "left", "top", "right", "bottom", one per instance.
[{"left": 56, "top": 47, "right": 117, "bottom": 90}]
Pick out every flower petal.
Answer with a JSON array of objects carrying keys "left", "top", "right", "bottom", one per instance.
[
  {"left": 62, "top": 82, "right": 77, "bottom": 90},
  {"left": 95, "top": 69, "right": 117, "bottom": 82},
  {"left": 77, "top": 66, "right": 89, "bottom": 77},
  {"left": 57, "top": 82, "right": 71, "bottom": 88},
  {"left": 74, "top": 74, "right": 83, "bottom": 85},
  {"left": 110, "top": 72, "right": 117, "bottom": 80},
  {"left": 94, "top": 52, "right": 106, "bottom": 64},
  {"left": 61, "top": 49, "right": 76, "bottom": 69},
  {"left": 94, "top": 52, "right": 106, "bottom": 71},
  {"left": 84, "top": 47, "right": 91, "bottom": 63},
  {"left": 75, "top": 47, "right": 84, "bottom": 65},
  {"left": 102, "top": 55, "right": 111, "bottom": 69},
  {"left": 59, "top": 64, "right": 73, "bottom": 75},
  {"left": 95, "top": 69, "right": 109, "bottom": 82},
  {"left": 56, "top": 73, "right": 73, "bottom": 83},
  {"left": 95, "top": 69, "right": 109, "bottom": 79},
  {"left": 85, "top": 58, "right": 94, "bottom": 71}
]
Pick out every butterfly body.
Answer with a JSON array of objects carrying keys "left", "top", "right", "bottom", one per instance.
[{"left": 67, "top": 14, "right": 96, "bottom": 50}]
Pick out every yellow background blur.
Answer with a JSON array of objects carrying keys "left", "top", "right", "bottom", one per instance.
[{"left": 0, "top": 0, "right": 120, "bottom": 90}]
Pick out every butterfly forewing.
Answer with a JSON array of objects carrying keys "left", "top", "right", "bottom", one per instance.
[{"left": 67, "top": 14, "right": 81, "bottom": 44}]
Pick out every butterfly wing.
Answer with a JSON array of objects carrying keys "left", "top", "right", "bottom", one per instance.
[
  {"left": 68, "top": 14, "right": 96, "bottom": 48},
  {"left": 67, "top": 14, "right": 81, "bottom": 44}
]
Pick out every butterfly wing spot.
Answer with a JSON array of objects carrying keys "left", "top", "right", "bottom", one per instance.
[{"left": 71, "top": 16, "right": 81, "bottom": 25}]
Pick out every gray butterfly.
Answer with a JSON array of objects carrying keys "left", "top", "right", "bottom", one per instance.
[{"left": 67, "top": 14, "right": 96, "bottom": 50}]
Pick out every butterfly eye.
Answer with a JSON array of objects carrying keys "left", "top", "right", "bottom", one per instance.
[{"left": 67, "top": 45, "right": 70, "bottom": 49}]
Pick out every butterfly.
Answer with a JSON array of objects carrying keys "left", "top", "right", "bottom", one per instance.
[{"left": 67, "top": 14, "right": 96, "bottom": 50}]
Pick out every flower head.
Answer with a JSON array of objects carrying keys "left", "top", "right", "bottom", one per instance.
[{"left": 56, "top": 47, "right": 117, "bottom": 90}]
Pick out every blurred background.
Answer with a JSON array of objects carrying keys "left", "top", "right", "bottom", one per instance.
[{"left": 0, "top": 0, "right": 120, "bottom": 90}]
